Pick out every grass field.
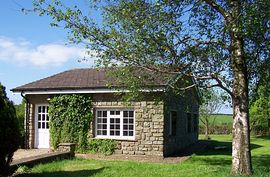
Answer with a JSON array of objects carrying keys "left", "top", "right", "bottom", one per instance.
[
  {"left": 15, "top": 135, "right": 270, "bottom": 177},
  {"left": 200, "top": 114, "right": 233, "bottom": 126}
]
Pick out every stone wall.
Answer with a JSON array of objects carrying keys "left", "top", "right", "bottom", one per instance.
[
  {"left": 163, "top": 89, "right": 200, "bottom": 156},
  {"left": 92, "top": 93, "right": 165, "bottom": 156},
  {"left": 26, "top": 93, "right": 165, "bottom": 156}
]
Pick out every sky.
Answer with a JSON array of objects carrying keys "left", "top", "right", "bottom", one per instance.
[
  {"left": 0, "top": 0, "right": 95, "bottom": 104},
  {"left": 0, "top": 0, "right": 232, "bottom": 114}
]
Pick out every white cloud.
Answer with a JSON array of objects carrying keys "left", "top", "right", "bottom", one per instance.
[{"left": 0, "top": 36, "right": 96, "bottom": 67}]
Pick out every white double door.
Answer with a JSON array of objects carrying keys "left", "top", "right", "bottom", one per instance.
[{"left": 35, "top": 105, "right": 50, "bottom": 148}]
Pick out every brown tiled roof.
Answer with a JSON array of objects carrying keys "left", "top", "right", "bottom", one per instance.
[{"left": 11, "top": 68, "right": 170, "bottom": 92}]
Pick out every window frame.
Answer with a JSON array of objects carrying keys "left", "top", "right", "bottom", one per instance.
[
  {"left": 169, "top": 111, "right": 177, "bottom": 136},
  {"left": 95, "top": 109, "right": 135, "bottom": 140}
]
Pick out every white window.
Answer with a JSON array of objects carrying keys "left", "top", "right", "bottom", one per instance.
[
  {"left": 37, "top": 105, "right": 49, "bottom": 129},
  {"left": 95, "top": 109, "right": 135, "bottom": 140}
]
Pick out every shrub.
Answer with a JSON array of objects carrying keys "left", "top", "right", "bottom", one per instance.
[
  {"left": 15, "top": 100, "right": 25, "bottom": 148},
  {"left": 49, "top": 94, "right": 92, "bottom": 152},
  {"left": 0, "top": 83, "right": 20, "bottom": 176},
  {"left": 88, "top": 139, "right": 117, "bottom": 155}
]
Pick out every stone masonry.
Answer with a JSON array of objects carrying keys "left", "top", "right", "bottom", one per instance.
[{"left": 92, "top": 94, "right": 164, "bottom": 156}]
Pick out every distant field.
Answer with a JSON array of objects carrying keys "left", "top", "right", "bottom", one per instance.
[{"left": 200, "top": 114, "right": 233, "bottom": 126}]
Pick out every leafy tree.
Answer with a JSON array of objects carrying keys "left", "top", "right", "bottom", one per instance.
[
  {"left": 15, "top": 100, "right": 26, "bottom": 147},
  {"left": 250, "top": 84, "right": 270, "bottom": 135},
  {"left": 249, "top": 61, "right": 270, "bottom": 135},
  {"left": 31, "top": 0, "right": 270, "bottom": 175},
  {"left": 0, "top": 83, "right": 20, "bottom": 176},
  {"left": 200, "top": 88, "right": 224, "bottom": 140}
]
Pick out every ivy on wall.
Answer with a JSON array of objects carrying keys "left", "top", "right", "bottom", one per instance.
[{"left": 48, "top": 94, "right": 92, "bottom": 152}]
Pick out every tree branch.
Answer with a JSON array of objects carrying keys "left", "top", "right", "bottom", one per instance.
[{"left": 203, "top": 0, "right": 231, "bottom": 20}]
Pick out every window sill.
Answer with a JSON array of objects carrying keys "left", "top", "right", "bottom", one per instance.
[{"left": 93, "top": 136, "right": 136, "bottom": 141}]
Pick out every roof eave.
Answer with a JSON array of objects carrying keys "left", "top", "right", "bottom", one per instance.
[{"left": 11, "top": 86, "right": 166, "bottom": 95}]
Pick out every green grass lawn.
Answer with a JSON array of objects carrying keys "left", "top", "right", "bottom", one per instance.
[{"left": 15, "top": 135, "right": 270, "bottom": 177}]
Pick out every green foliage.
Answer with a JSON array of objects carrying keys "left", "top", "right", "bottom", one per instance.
[
  {"left": 15, "top": 100, "right": 26, "bottom": 147},
  {"left": 88, "top": 139, "right": 117, "bottom": 155},
  {"left": 14, "top": 165, "right": 31, "bottom": 175},
  {"left": 250, "top": 84, "right": 270, "bottom": 135},
  {"left": 48, "top": 94, "right": 92, "bottom": 152},
  {"left": 31, "top": 0, "right": 270, "bottom": 93},
  {"left": 0, "top": 82, "right": 20, "bottom": 175}
]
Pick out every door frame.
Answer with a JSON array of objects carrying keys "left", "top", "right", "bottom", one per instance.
[{"left": 34, "top": 104, "right": 49, "bottom": 148}]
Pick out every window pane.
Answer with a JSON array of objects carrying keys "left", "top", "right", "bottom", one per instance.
[
  {"left": 97, "top": 130, "right": 101, "bottom": 135},
  {"left": 110, "top": 125, "right": 114, "bottom": 129},
  {"left": 123, "top": 119, "right": 128, "bottom": 123},
  {"left": 129, "top": 119, "right": 134, "bottom": 123},
  {"left": 110, "top": 131, "right": 114, "bottom": 135},
  {"left": 103, "top": 118, "right": 107, "bottom": 123},
  {"left": 97, "top": 124, "right": 102, "bottom": 129},
  {"left": 102, "top": 130, "right": 107, "bottom": 135},
  {"left": 116, "top": 124, "right": 120, "bottom": 129},
  {"left": 116, "top": 111, "right": 120, "bottom": 115},
  {"left": 103, "top": 111, "right": 107, "bottom": 117},
  {"left": 46, "top": 122, "right": 49, "bottom": 129},
  {"left": 102, "top": 124, "right": 107, "bottom": 129},
  {"left": 38, "top": 106, "right": 41, "bottom": 113},
  {"left": 116, "top": 119, "right": 120, "bottom": 123},
  {"left": 97, "top": 111, "right": 101, "bottom": 117},
  {"left": 129, "top": 125, "right": 133, "bottom": 129},
  {"left": 129, "top": 131, "right": 133, "bottom": 136},
  {"left": 123, "top": 111, "right": 128, "bottom": 117},
  {"left": 110, "top": 119, "right": 114, "bottom": 123},
  {"left": 116, "top": 131, "right": 120, "bottom": 136},
  {"left": 38, "top": 114, "right": 41, "bottom": 121},
  {"left": 38, "top": 122, "right": 41, "bottom": 128},
  {"left": 123, "top": 131, "right": 128, "bottom": 136},
  {"left": 129, "top": 111, "right": 134, "bottom": 117},
  {"left": 110, "top": 111, "right": 115, "bottom": 115},
  {"left": 123, "top": 125, "right": 128, "bottom": 130},
  {"left": 42, "top": 114, "right": 45, "bottom": 121},
  {"left": 42, "top": 122, "right": 45, "bottom": 129},
  {"left": 42, "top": 106, "right": 46, "bottom": 113}
]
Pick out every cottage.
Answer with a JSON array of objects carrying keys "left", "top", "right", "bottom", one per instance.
[{"left": 12, "top": 68, "right": 200, "bottom": 156}]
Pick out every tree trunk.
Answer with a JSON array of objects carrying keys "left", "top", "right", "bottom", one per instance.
[
  {"left": 205, "top": 119, "right": 209, "bottom": 140},
  {"left": 229, "top": 1, "right": 252, "bottom": 175},
  {"left": 231, "top": 81, "right": 252, "bottom": 175}
]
